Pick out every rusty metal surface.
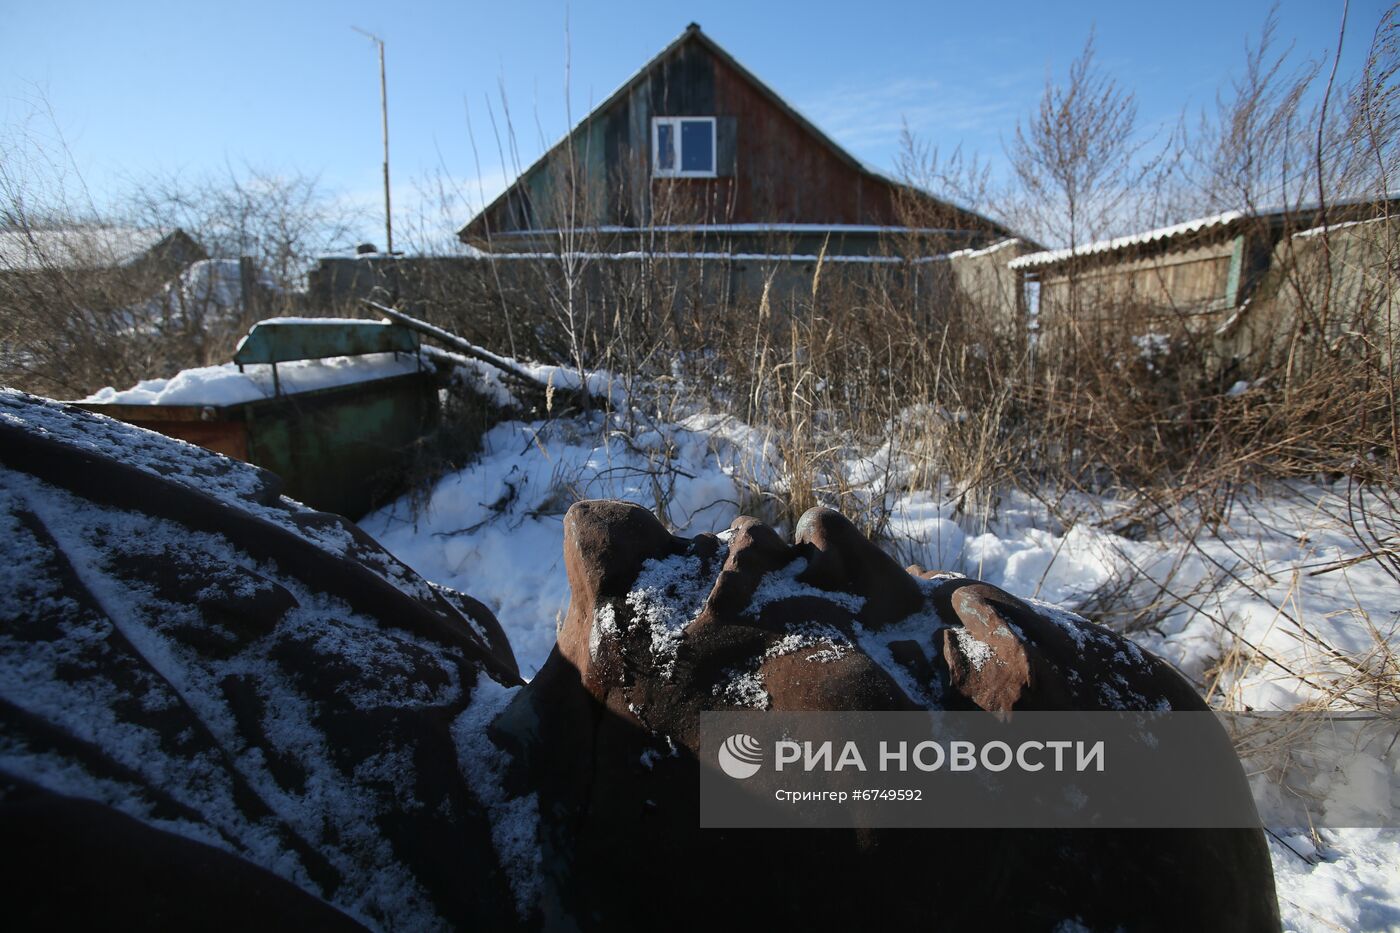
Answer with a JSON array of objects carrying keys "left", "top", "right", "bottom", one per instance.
[
  {"left": 86, "top": 418, "right": 251, "bottom": 461},
  {"left": 72, "top": 402, "right": 231, "bottom": 423}
]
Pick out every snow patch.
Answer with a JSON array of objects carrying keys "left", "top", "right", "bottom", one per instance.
[
  {"left": 626, "top": 550, "right": 716, "bottom": 678},
  {"left": 83, "top": 352, "right": 422, "bottom": 407},
  {"left": 451, "top": 672, "right": 541, "bottom": 918}
]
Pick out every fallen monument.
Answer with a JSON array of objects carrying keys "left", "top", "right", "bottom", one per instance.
[{"left": 0, "top": 390, "right": 1278, "bottom": 930}]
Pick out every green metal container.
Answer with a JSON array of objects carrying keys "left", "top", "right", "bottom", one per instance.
[{"left": 77, "top": 320, "right": 440, "bottom": 519}]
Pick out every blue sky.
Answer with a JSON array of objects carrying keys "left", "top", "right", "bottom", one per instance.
[{"left": 1, "top": 0, "right": 1387, "bottom": 245}]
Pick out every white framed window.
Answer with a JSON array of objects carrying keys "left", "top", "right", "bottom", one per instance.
[{"left": 652, "top": 116, "right": 717, "bottom": 178}]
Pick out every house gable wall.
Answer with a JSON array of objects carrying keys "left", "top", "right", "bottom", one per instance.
[{"left": 463, "top": 32, "right": 998, "bottom": 250}]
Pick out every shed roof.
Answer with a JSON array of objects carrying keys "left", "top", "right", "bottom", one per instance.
[
  {"left": 1009, "top": 196, "right": 1400, "bottom": 272},
  {"left": 1007, "top": 212, "right": 1243, "bottom": 272}
]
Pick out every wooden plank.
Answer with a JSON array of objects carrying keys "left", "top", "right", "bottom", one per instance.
[
  {"left": 1225, "top": 234, "right": 1246, "bottom": 306},
  {"left": 360, "top": 300, "right": 546, "bottom": 387}
]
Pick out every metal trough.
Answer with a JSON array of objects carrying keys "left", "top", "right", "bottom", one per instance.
[{"left": 76, "top": 319, "right": 439, "bottom": 519}]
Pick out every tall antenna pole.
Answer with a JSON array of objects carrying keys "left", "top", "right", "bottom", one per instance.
[{"left": 352, "top": 27, "right": 392, "bottom": 254}]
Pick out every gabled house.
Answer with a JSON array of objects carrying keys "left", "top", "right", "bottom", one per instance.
[{"left": 459, "top": 23, "right": 1015, "bottom": 256}]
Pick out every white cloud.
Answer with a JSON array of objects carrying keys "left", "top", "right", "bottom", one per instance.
[{"left": 796, "top": 70, "right": 1040, "bottom": 160}]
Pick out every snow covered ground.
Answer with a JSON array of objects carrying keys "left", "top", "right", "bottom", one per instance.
[
  {"left": 359, "top": 377, "right": 1400, "bottom": 933},
  {"left": 362, "top": 410, "right": 759, "bottom": 677}
]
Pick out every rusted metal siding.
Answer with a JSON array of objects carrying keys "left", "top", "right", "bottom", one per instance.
[{"left": 78, "top": 408, "right": 252, "bottom": 461}]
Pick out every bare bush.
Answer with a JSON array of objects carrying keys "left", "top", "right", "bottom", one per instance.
[
  {"left": 1009, "top": 33, "right": 1169, "bottom": 251},
  {"left": 126, "top": 166, "right": 362, "bottom": 292},
  {"left": 0, "top": 104, "right": 361, "bottom": 398}
]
